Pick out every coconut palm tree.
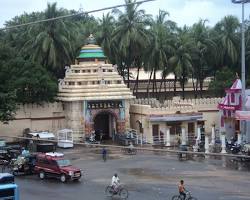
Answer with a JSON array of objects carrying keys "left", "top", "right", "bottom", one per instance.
[
  {"left": 169, "top": 27, "right": 194, "bottom": 99},
  {"left": 213, "top": 15, "right": 240, "bottom": 69},
  {"left": 96, "top": 13, "right": 116, "bottom": 63},
  {"left": 22, "top": 3, "right": 77, "bottom": 78},
  {"left": 191, "top": 20, "right": 217, "bottom": 97},
  {"left": 112, "top": 0, "right": 152, "bottom": 88},
  {"left": 144, "top": 10, "right": 173, "bottom": 98}
]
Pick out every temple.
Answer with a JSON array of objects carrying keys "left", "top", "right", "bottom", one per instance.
[
  {"left": 218, "top": 78, "right": 242, "bottom": 140},
  {"left": 57, "top": 34, "right": 134, "bottom": 140},
  {"left": 0, "top": 35, "right": 222, "bottom": 146}
]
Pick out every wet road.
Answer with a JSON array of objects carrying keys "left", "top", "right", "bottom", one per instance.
[{"left": 15, "top": 148, "right": 250, "bottom": 200}]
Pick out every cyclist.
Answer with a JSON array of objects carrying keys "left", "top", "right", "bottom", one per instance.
[
  {"left": 111, "top": 173, "right": 120, "bottom": 193},
  {"left": 178, "top": 180, "right": 186, "bottom": 200}
]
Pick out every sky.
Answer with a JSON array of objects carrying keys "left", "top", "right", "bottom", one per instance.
[{"left": 1, "top": 0, "right": 250, "bottom": 28}]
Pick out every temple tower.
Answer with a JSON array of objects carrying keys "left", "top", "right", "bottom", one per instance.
[{"left": 57, "top": 35, "right": 134, "bottom": 141}]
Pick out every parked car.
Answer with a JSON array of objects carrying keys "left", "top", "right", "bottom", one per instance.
[{"left": 34, "top": 152, "right": 82, "bottom": 182}]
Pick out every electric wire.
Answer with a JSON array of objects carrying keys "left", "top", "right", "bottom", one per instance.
[{"left": 0, "top": 0, "right": 156, "bottom": 31}]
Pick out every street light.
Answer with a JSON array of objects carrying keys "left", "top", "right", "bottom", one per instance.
[{"left": 232, "top": 0, "right": 250, "bottom": 142}]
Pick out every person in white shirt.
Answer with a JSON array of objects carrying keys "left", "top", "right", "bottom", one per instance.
[{"left": 111, "top": 173, "right": 120, "bottom": 193}]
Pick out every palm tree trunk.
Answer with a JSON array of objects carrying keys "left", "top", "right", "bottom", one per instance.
[
  {"left": 174, "top": 74, "right": 177, "bottom": 96},
  {"left": 146, "top": 70, "right": 153, "bottom": 100},
  {"left": 191, "top": 74, "right": 197, "bottom": 98},
  {"left": 164, "top": 77, "right": 167, "bottom": 100},
  {"left": 133, "top": 66, "right": 140, "bottom": 96},
  {"left": 154, "top": 70, "right": 158, "bottom": 95},
  {"left": 199, "top": 79, "right": 204, "bottom": 98},
  {"left": 158, "top": 74, "right": 164, "bottom": 99},
  {"left": 181, "top": 76, "right": 185, "bottom": 100},
  {"left": 127, "top": 65, "right": 130, "bottom": 88},
  {"left": 153, "top": 69, "right": 157, "bottom": 98}
]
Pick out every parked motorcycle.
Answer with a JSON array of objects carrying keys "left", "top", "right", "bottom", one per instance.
[{"left": 226, "top": 139, "right": 241, "bottom": 154}]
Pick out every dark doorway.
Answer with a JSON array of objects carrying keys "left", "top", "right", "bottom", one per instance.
[
  {"left": 94, "top": 112, "right": 116, "bottom": 140},
  {"left": 152, "top": 124, "right": 159, "bottom": 143}
]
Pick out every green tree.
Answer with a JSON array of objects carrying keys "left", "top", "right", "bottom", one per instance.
[
  {"left": 0, "top": 44, "right": 17, "bottom": 122},
  {"left": 213, "top": 15, "right": 240, "bottom": 69},
  {"left": 112, "top": 0, "right": 152, "bottom": 87},
  {"left": 9, "top": 59, "right": 58, "bottom": 104},
  {"left": 169, "top": 27, "right": 194, "bottom": 99},
  {"left": 209, "top": 67, "right": 235, "bottom": 96},
  {"left": 144, "top": 10, "right": 173, "bottom": 98},
  {"left": 96, "top": 13, "right": 116, "bottom": 63},
  {"left": 191, "top": 20, "right": 217, "bottom": 97},
  {"left": 22, "top": 3, "right": 77, "bottom": 78}
]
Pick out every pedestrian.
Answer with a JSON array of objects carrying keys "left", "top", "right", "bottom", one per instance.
[{"left": 102, "top": 147, "right": 107, "bottom": 162}]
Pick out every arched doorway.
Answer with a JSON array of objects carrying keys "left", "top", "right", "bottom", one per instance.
[{"left": 94, "top": 111, "right": 117, "bottom": 140}]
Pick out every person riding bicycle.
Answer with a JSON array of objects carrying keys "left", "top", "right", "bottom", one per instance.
[
  {"left": 179, "top": 180, "right": 186, "bottom": 200},
  {"left": 111, "top": 173, "right": 120, "bottom": 193}
]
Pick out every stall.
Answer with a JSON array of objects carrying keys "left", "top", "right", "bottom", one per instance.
[{"left": 57, "top": 129, "right": 74, "bottom": 148}]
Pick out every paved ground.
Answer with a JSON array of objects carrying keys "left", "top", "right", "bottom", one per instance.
[{"left": 14, "top": 147, "right": 250, "bottom": 200}]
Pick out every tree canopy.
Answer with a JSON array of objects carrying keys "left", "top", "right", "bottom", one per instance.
[{"left": 1, "top": 1, "right": 250, "bottom": 122}]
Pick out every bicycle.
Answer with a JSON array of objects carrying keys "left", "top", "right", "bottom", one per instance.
[
  {"left": 105, "top": 184, "right": 129, "bottom": 199},
  {"left": 172, "top": 191, "right": 198, "bottom": 200}
]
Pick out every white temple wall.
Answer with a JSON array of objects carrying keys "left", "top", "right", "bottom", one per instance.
[
  {"left": 64, "top": 101, "right": 83, "bottom": 140},
  {"left": 201, "top": 111, "right": 220, "bottom": 132},
  {"left": 125, "top": 100, "right": 131, "bottom": 129}
]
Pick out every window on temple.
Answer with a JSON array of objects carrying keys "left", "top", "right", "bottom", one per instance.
[
  {"left": 75, "top": 70, "right": 80, "bottom": 73},
  {"left": 117, "top": 80, "right": 122, "bottom": 84},
  {"left": 77, "top": 82, "right": 82, "bottom": 85},
  {"left": 231, "top": 93, "right": 235, "bottom": 103},
  {"left": 108, "top": 69, "right": 113, "bottom": 72},
  {"left": 69, "top": 82, "right": 75, "bottom": 85},
  {"left": 82, "top": 70, "right": 86, "bottom": 73},
  {"left": 87, "top": 70, "right": 91, "bottom": 73}
]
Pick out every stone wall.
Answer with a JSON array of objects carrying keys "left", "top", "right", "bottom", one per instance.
[
  {"left": 129, "top": 97, "right": 222, "bottom": 142},
  {"left": 0, "top": 102, "right": 65, "bottom": 139}
]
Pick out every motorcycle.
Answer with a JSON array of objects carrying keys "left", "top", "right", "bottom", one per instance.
[
  {"left": 226, "top": 139, "right": 241, "bottom": 154},
  {"left": 9, "top": 154, "right": 36, "bottom": 175}
]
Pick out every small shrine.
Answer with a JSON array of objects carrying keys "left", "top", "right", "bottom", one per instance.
[
  {"left": 218, "top": 78, "right": 242, "bottom": 140},
  {"left": 57, "top": 34, "right": 134, "bottom": 141}
]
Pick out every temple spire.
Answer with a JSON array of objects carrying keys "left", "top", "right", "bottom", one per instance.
[{"left": 86, "top": 34, "right": 96, "bottom": 45}]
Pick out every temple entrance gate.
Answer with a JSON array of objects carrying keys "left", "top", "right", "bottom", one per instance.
[{"left": 93, "top": 111, "right": 117, "bottom": 140}]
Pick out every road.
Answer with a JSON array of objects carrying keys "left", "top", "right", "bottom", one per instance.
[{"left": 15, "top": 147, "right": 250, "bottom": 200}]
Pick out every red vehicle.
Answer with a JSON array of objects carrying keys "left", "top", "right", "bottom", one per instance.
[{"left": 34, "top": 152, "right": 81, "bottom": 183}]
